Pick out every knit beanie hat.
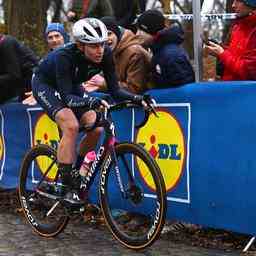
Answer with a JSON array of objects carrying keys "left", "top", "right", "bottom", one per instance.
[
  {"left": 101, "top": 16, "right": 122, "bottom": 41},
  {"left": 243, "top": 0, "right": 256, "bottom": 7},
  {"left": 45, "top": 23, "right": 69, "bottom": 43},
  {"left": 137, "top": 10, "right": 165, "bottom": 35}
]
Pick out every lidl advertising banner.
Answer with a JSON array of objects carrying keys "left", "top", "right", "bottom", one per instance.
[
  {"left": 0, "top": 105, "right": 59, "bottom": 188},
  {"left": 27, "top": 108, "right": 60, "bottom": 149},
  {"left": 135, "top": 104, "right": 191, "bottom": 204},
  {"left": 2, "top": 81, "right": 256, "bottom": 238}
]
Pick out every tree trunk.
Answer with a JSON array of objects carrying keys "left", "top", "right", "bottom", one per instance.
[
  {"left": 51, "top": 0, "right": 63, "bottom": 22},
  {"left": 6, "top": 0, "right": 50, "bottom": 56},
  {"left": 161, "top": 0, "right": 171, "bottom": 13}
]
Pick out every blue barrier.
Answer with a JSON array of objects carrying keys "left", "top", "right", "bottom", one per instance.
[{"left": 1, "top": 81, "right": 256, "bottom": 237}]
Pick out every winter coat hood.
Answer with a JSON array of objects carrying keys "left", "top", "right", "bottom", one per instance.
[
  {"left": 112, "top": 29, "right": 152, "bottom": 93},
  {"left": 115, "top": 29, "right": 144, "bottom": 56},
  {"left": 154, "top": 24, "right": 185, "bottom": 47}
]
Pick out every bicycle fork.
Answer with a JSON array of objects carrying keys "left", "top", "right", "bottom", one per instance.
[
  {"left": 110, "top": 145, "right": 125, "bottom": 196},
  {"left": 107, "top": 143, "right": 136, "bottom": 200}
]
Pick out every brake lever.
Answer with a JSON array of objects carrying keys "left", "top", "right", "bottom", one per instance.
[
  {"left": 150, "top": 105, "right": 158, "bottom": 117},
  {"left": 103, "top": 106, "right": 108, "bottom": 120},
  {"left": 146, "top": 98, "right": 158, "bottom": 118}
]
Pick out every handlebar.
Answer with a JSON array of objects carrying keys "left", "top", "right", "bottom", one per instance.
[
  {"left": 109, "top": 100, "right": 140, "bottom": 111},
  {"left": 108, "top": 98, "right": 158, "bottom": 129},
  {"left": 80, "top": 97, "right": 158, "bottom": 133}
]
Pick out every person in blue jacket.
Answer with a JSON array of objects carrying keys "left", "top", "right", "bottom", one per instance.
[
  {"left": 23, "top": 23, "right": 70, "bottom": 106},
  {"left": 45, "top": 22, "right": 70, "bottom": 51},
  {"left": 137, "top": 10, "right": 195, "bottom": 88}
]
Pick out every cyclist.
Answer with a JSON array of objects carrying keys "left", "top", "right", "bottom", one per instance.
[{"left": 32, "top": 18, "right": 145, "bottom": 204}]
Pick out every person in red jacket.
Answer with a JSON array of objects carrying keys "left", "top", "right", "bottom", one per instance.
[{"left": 205, "top": 0, "right": 256, "bottom": 81}]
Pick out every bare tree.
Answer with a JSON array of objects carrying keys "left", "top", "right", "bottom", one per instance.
[
  {"left": 161, "top": 0, "right": 171, "bottom": 13},
  {"left": 6, "top": 0, "right": 50, "bottom": 56},
  {"left": 50, "top": 0, "right": 64, "bottom": 22}
]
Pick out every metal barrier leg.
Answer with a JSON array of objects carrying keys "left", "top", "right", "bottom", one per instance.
[{"left": 243, "top": 236, "right": 255, "bottom": 252}]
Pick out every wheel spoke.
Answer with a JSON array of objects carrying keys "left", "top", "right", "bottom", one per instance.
[
  {"left": 46, "top": 201, "right": 61, "bottom": 217},
  {"left": 100, "top": 143, "right": 166, "bottom": 249},
  {"left": 19, "top": 145, "right": 69, "bottom": 237}
]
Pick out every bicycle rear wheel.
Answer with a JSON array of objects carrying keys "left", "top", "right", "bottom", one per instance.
[
  {"left": 19, "top": 144, "right": 69, "bottom": 237},
  {"left": 99, "top": 142, "right": 166, "bottom": 250}
]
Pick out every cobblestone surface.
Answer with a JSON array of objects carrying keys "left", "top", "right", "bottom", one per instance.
[
  {"left": 0, "top": 190, "right": 253, "bottom": 256},
  {"left": 0, "top": 211, "right": 243, "bottom": 256}
]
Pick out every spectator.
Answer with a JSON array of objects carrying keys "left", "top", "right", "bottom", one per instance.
[
  {"left": 109, "top": 0, "right": 137, "bottom": 29},
  {"left": 45, "top": 23, "right": 70, "bottom": 51},
  {"left": 67, "top": 0, "right": 113, "bottom": 21},
  {"left": 136, "top": 10, "right": 195, "bottom": 88},
  {"left": 23, "top": 23, "right": 69, "bottom": 106},
  {"left": 205, "top": 0, "right": 256, "bottom": 81},
  {"left": 0, "top": 34, "right": 38, "bottom": 104},
  {"left": 84, "top": 16, "right": 152, "bottom": 94}
]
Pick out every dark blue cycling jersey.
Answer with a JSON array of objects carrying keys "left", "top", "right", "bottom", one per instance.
[{"left": 34, "top": 43, "right": 136, "bottom": 109}]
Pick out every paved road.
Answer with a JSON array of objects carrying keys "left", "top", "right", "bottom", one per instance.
[{"left": 0, "top": 211, "right": 244, "bottom": 256}]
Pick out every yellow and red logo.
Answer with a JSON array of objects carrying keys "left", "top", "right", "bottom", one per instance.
[
  {"left": 136, "top": 108, "right": 185, "bottom": 192},
  {"left": 33, "top": 113, "right": 60, "bottom": 149},
  {"left": 33, "top": 113, "right": 60, "bottom": 179},
  {"left": 0, "top": 134, "right": 4, "bottom": 161}
]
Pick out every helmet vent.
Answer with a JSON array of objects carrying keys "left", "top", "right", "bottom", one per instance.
[{"left": 83, "top": 26, "right": 95, "bottom": 38}]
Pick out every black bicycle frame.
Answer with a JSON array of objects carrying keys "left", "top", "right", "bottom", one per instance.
[{"left": 79, "top": 111, "right": 133, "bottom": 199}]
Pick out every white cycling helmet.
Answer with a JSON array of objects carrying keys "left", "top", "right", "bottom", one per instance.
[{"left": 73, "top": 18, "right": 108, "bottom": 44}]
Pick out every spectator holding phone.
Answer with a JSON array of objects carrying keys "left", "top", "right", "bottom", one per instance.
[{"left": 205, "top": 0, "right": 256, "bottom": 81}]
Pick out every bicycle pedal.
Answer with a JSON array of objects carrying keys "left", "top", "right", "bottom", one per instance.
[{"left": 63, "top": 191, "right": 85, "bottom": 206}]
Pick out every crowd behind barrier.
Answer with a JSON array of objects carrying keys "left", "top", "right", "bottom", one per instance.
[{"left": 1, "top": 81, "right": 256, "bottom": 237}]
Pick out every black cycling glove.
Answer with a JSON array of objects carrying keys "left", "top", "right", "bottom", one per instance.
[
  {"left": 133, "top": 95, "right": 144, "bottom": 104},
  {"left": 133, "top": 94, "right": 153, "bottom": 105}
]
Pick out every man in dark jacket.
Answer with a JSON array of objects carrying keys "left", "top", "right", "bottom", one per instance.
[
  {"left": 0, "top": 34, "right": 38, "bottom": 104},
  {"left": 137, "top": 10, "right": 195, "bottom": 88}
]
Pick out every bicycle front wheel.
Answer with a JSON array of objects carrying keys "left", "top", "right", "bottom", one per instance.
[
  {"left": 99, "top": 142, "right": 166, "bottom": 250},
  {"left": 19, "top": 144, "right": 69, "bottom": 237}
]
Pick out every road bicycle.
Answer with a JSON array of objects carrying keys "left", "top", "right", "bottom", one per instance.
[{"left": 18, "top": 99, "right": 167, "bottom": 250}]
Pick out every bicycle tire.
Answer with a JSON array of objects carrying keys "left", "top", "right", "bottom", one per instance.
[
  {"left": 99, "top": 142, "right": 167, "bottom": 250},
  {"left": 19, "top": 144, "right": 69, "bottom": 237}
]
